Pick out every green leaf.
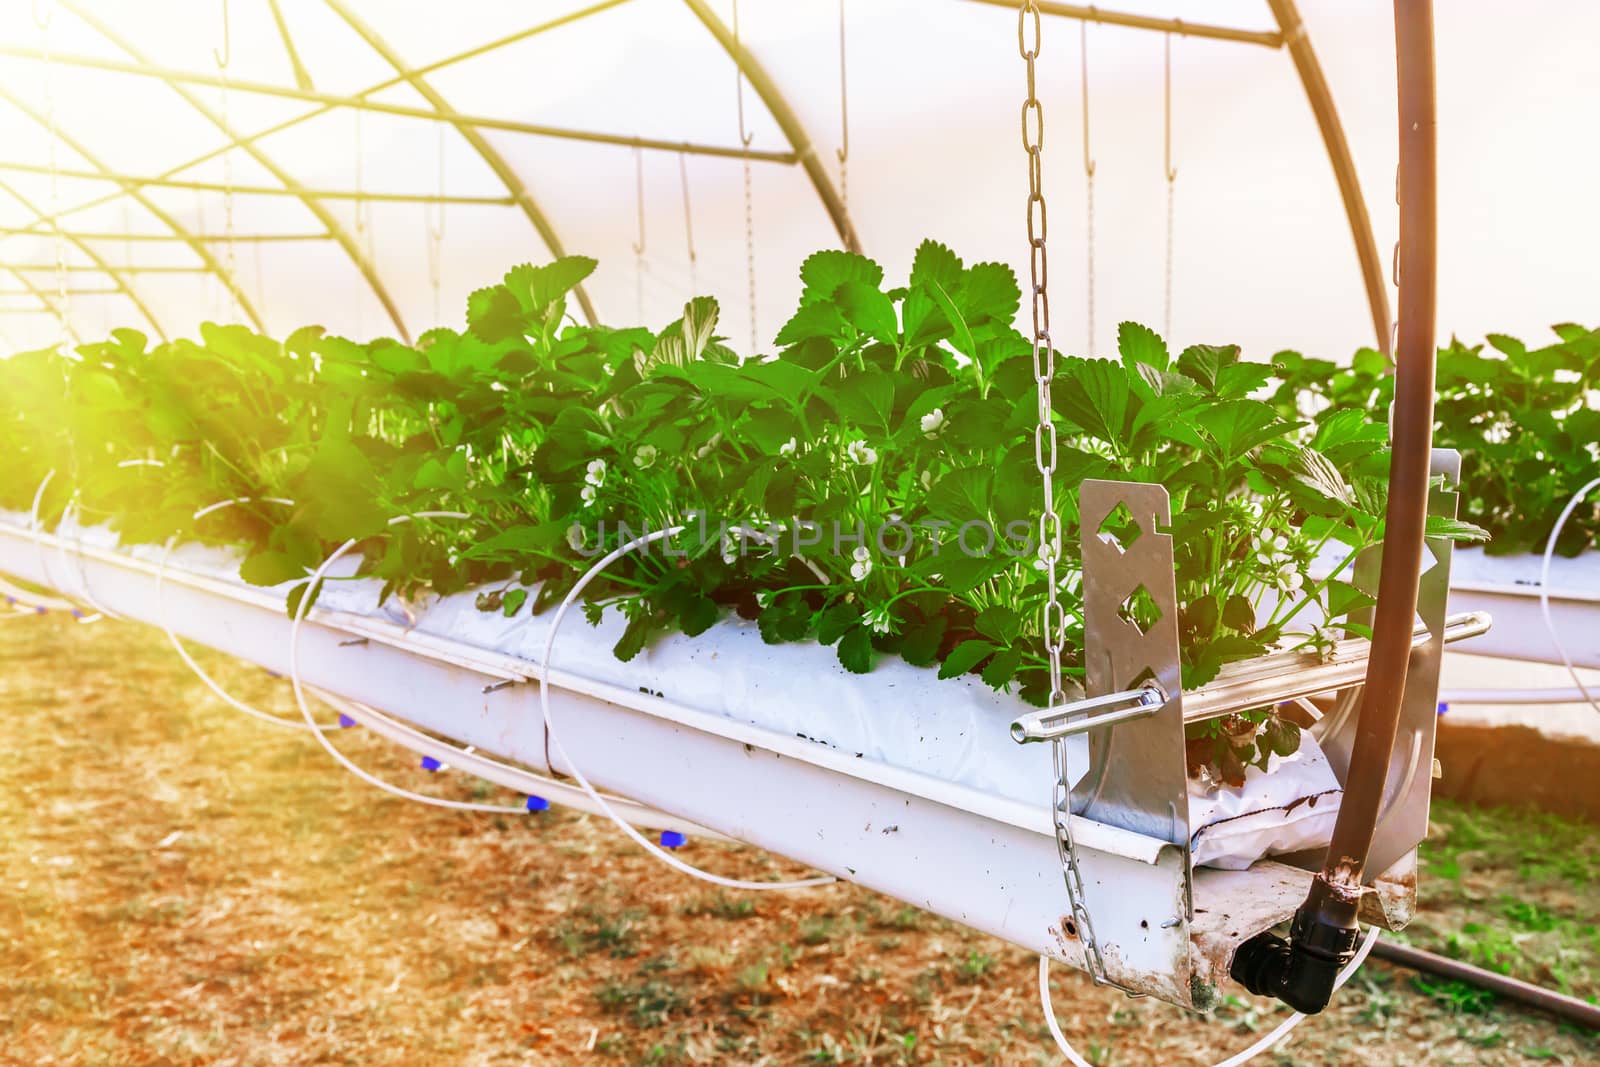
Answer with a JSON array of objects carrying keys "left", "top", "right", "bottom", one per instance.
[
  {"left": 798, "top": 249, "right": 884, "bottom": 305},
  {"left": 239, "top": 549, "right": 306, "bottom": 587},
  {"left": 1055, "top": 357, "right": 1131, "bottom": 451},
  {"left": 1176, "top": 343, "right": 1241, "bottom": 392},
  {"left": 505, "top": 257, "right": 598, "bottom": 316},
  {"left": 1425, "top": 515, "right": 1491, "bottom": 542},
  {"left": 678, "top": 592, "right": 720, "bottom": 636},
  {"left": 909, "top": 239, "right": 963, "bottom": 291},
  {"left": 980, "top": 647, "right": 1023, "bottom": 690},
  {"left": 1195, "top": 399, "right": 1294, "bottom": 463},
  {"left": 926, "top": 280, "right": 975, "bottom": 357},
  {"left": 837, "top": 624, "right": 875, "bottom": 674},
  {"left": 502, "top": 588, "right": 529, "bottom": 617},
  {"left": 834, "top": 281, "right": 899, "bottom": 346},
  {"left": 938, "top": 639, "right": 995, "bottom": 680},
  {"left": 614, "top": 611, "right": 658, "bottom": 662},
  {"left": 898, "top": 617, "right": 947, "bottom": 667},
  {"left": 1117, "top": 321, "right": 1168, "bottom": 372}
]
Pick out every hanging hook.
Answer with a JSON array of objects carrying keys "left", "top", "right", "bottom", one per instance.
[
  {"left": 678, "top": 151, "right": 697, "bottom": 287},
  {"left": 630, "top": 146, "right": 646, "bottom": 256},
  {"left": 1080, "top": 21, "right": 1095, "bottom": 177},
  {"left": 836, "top": 0, "right": 849, "bottom": 168},
  {"left": 32, "top": 0, "right": 54, "bottom": 31},
  {"left": 213, "top": 0, "right": 231, "bottom": 70},
  {"left": 1163, "top": 34, "right": 1177, "bottom": 182},
  {"left": 733, "top": 0, "right": 754, "bottom": 148}
]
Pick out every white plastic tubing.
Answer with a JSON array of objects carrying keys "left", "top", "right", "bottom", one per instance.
[
  {"left": 1540, "top": 477, "right": 1600, "bottom": 714},
  {"left": 1040, "top": 926, "right": 1381, "bottom": 1067}
]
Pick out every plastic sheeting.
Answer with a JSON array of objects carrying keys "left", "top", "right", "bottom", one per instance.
[{"left": 0, "top": 2, "right": 1596, "bottom": 362}]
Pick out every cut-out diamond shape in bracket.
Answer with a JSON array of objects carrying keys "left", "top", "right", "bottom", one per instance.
[
  {"left": 1096, "top": 501, "right": 1144, "bottom": 555},
  {"left": 1118, "top": 583, "right": 1161, "bottom": 636}
]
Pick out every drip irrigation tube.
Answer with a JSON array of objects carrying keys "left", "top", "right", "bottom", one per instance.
[{"left": 1370, "top": 940, "right": 1600, "bottom": 1031}]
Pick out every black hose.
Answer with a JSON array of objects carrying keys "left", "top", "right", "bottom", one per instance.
[
  {"left": 1372, "top": 939, "right": 1600, "bottom": 1031},
  {"left": 1233, "top": 0, "right": 1439, "bottom": 1014}
]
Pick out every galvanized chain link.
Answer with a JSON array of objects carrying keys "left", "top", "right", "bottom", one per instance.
[
  {"left": 426, "top": 122, "right": 446, "bottom": 326},
  {"left": 215, "top": 0, "right": 237, "bottom": 323},
  {"left": 837, "top": 0, "right": 850, "bottom": 232},
  {"left": 1163, "top": 33, "right": 1176, "bottom": 342},
  {"left": 631, "top": 145, "right": 646, "bottom": 323},
  {"left": 1019, "top": 0, "right": 1107, "bottom": 985},
  {"left": 733, "top": 0, "right": 758, "bottom": 354},
  {"left": 1080, "top": 20, "right": 1096, "bottom": 357}
]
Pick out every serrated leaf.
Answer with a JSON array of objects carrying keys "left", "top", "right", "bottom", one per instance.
[
  {"left": 980, "top": 647, "right": 1023, "bottom": 689},
  {"left": 938, "top": 639, "right": 995, "bottom": 679},
  {"left": 799, "top": 249, "right": 884, "bottom": 305},
  {"left": 1117, "top": 321, "right": 1168, "bottom": 372},
  {"left": 837, "top": 624, "right": 875, "bottom": 673}
]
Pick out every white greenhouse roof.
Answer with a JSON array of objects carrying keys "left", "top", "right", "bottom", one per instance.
[{"left": 0, "top": 0, "right": 1595, "bottom": 360}]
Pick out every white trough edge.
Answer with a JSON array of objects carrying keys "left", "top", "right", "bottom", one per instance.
[
  {"left": 0, "top": 516, "right": 1316, "bottom": 1007},
  {"left": 1445, "top": 548, "right": 1600, "bottom": 669}
]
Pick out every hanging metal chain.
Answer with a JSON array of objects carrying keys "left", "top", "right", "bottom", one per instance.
[
  {"left": 733, "top": 0, "right": 757, "bottom": 354},
  {"left": 678, "top": 151, "right": 697, "bottom": 299},
  {"left": 217, "top": 7, "right": 238, "bottom": 324},
  {"left": 41, "top": 9, "right": 69, "bottom": 347},
  {"left": 1163, "top": 33, "right": 1176, "bottom": 342},
  {"left": 1080, "top": 20, "right": 1096, "bottom": 357},
  {"left": 426, "top": 122, "right": 446, "bottom": 326},
  {"left": 1018, "top": 0, "right": 1107, "bottom": 986},
  {"left": 354, "top": 107, "right": 368, "bottom": 337},
  {"left": 837, "top": 0, "right": 851, "bottom": 237},
  {"left": 631, "top": 146, "right": 646, "bottom": 323}
]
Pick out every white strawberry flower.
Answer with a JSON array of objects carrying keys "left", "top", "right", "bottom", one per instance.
[
  {"left": 846, "top": 439, "right": 878, "bottom": 466},
  {"left": 919, "top": 470, "right": 933, "bottom": 490},
  {"left": 566, "top": 522, "right": 586, "bottom": 552},
  {"left": 584, "top": 459, "right": 607, "bottom": 487},
  {"left": 695, "top": 433, "right": 722, "bottom": 460},
  {"left": 633, "top": 444, "right": 658, "bottom": 470},
  {"left": 580, "top": 485, "right": 597, "bottom": 507},
  {"left": 920, "top": 407, "right": 946, "bottom": 439},
  {"left": 862, "top": 605, "right": 893, "bottom": 634},
  {"left": 778, "top": 437, "right": 797, "bottom": 457},
  {"left": 850, "top": 545, "right": 872, "bottom": 581}
]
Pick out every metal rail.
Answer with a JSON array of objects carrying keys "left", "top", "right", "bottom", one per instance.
[
  {"left": 1183, "top": 612, "right": 1490, "bottom": 724},
  {"left": 1371, "top": 939, "right": 1600, "bottom": 1031},
  {"left": 1265, "top": 0, "right": 1393, "bottom": 356},
  {"left": 0, "top": 229, "right": 331, "bottom": 243},
  {"left": 324, "top": 0, "right": 602, "bottom": 327},
  {"left": 60, "top": 1, "right": 413, "bottom": 343},
  {"left": 963, "top": 0, "right": 1284, "bottom": 48},
  {"left": 0, "top": 46, "right": 797, "bottom": 164},
  {"left": 1, "top": 264, "right": 212, "bottom": 274},
  {"left": 0, "top": 87, "right": 263, "bottom": 331},
  {"left": 0, "top": 175, "right": 167, "bottom": 341},
  {"left": 682, "top": 0, "right": 860, "bottom": 254},
  {"left": 0, "top": 160, "right": 515, "bottom": 205},
  {"left": 0, "top": 267, "right": 81, "bottom": 343}
]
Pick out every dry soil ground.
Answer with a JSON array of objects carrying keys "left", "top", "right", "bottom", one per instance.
[{"left": 2, "top": 612, "right": 1597, "bottom": 1065}]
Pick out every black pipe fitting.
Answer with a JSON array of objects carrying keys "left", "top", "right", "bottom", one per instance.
[{"left": 1230, "top": 878, "right": 1362, "bottom": 1015}]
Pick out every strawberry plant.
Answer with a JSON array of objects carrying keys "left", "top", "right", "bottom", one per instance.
[
  {"left": 1271, "top": 325, "right": 1600, "bottom": 557},
  {"left": 0, "top": 240, "right": 1489, "bottom": 785}
]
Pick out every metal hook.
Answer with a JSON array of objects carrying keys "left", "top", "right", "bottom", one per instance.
[
  {"left": 678, "top": 150, "right": 697, "bottom": 280},
  {"left": 1163, "top": 34, "right": 1177, "bottom": 182},
  {"left": 630, "top": 146, "right": 646, "bottom": 256},
  {"left": 32, "top": 0, "right": 54, "bottom": 31},
  {"left": 836, "top": 0, "right": 849, "bottom": 167},
  {"left": 213, "top": 0, "right": 231, "bottom": 70},
  {"left": 1080, "top": 22, "right": 1095, "bottom": 177},
  {"left": 733, "top": 0, "right": 754, "bottom": 148}
]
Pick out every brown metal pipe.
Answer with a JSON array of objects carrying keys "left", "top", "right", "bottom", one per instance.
[
  {"left": 1322, "top": 0, "right": 1437, "bottom": 890},
  {"left": 1371, "top": 940, "right": 1600, "bottom": 1031}
]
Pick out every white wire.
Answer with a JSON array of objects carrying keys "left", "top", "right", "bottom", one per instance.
[
  {"left": 537, "top": 523, "right": 836, "bottom": 891},
  {"left": 1539, "top": 475, "right": 1600, "bottom": 714},
  {"left": 26, "top": 469, "right": 102, "bottom": 623},
  {"left": 1039, "top": 925, "right": 1381, "bottom": 1066},
  {"left": 287, "top": 511, "right": 530, "bottom": 814},
  {"left": 155, "top": 496, "right": 338, "bottom": 733}
]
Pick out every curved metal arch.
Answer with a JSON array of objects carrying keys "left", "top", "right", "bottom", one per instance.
[
  {"left": 681, "top": 0, "right": 859, "bottom": 255},
  {"left": 60, "top": 2, "right": 412, "bottom": 344},
  {"left": 2, "top": 265, "right": 83, "bottom": 345},
  {"left": 324, "top": 0, "right": 600, "bottom": 327},
  {"left": 0, "top": 174, "right": 169, "bottom": 342},
  {"left": 0, "top": 87, "right": 265, "bottom": 333}
]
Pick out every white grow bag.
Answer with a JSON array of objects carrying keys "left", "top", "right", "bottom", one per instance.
[{"left": 0, "top": 510, "right": 1363, "bottom": 1008}]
